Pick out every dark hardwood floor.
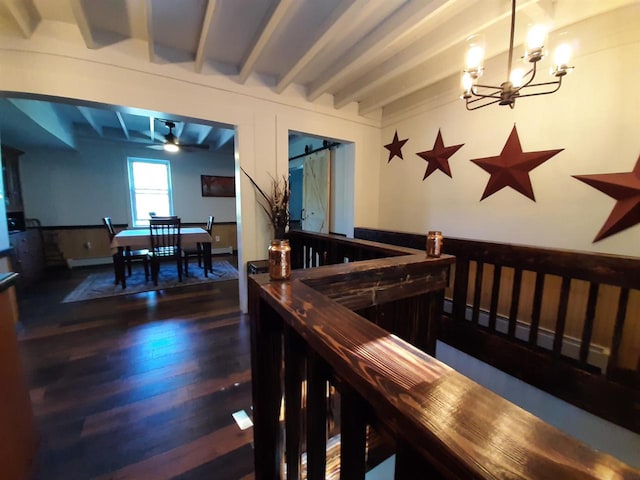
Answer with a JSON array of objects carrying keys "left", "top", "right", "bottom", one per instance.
[{"left": 16, "top": 258, "right": 255, "bottom": 480}]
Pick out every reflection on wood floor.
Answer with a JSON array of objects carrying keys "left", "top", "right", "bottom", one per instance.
[{"left": 17, "top": 260, "right": 254, "bottom": 479}]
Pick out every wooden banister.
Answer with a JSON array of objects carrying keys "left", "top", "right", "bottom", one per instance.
[
  {"left": 353, "top": 227, "right": 640, "bottom": 433},
  {"left": 249, "top": 244, "right": 638, "bottom": 478}
]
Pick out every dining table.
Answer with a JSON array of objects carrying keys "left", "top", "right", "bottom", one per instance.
[{"left": 110, "top": 227, "right": 213, "bottom": 288}]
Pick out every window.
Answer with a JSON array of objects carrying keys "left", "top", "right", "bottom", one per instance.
[{"left": 127, "top": 158, "right": 173, "bottom": 227}]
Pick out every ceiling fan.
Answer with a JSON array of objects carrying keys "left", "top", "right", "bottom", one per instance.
[{"left": 147, "top": 120, "right": 210, "bottom": 152}]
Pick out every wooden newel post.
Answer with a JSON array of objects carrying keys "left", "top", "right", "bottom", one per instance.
[{"left": 249, "top": 279, "right": 284, "bottom": 480}]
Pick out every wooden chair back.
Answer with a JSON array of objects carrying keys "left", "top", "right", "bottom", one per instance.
[
  {"left": 149, "top": 217, "right": 181, "bottom": 257},
  {"left": 102, "top": 217, "right": 116, "bottom": 242},
  {"left": 205, "top": 215, "right": 214, "bottom": 235}
]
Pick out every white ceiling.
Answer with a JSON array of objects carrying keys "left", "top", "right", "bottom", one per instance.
[{"left": 0, "top": 0, "right": 635, "bottom": 151}]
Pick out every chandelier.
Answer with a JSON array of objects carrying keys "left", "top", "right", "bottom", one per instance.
[{"left": 461, "top": 0, "right": 574, "bottom": 110}]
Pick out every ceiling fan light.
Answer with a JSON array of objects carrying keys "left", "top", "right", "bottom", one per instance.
[{"left": 164, "top": 143, "right": 179, "bottom": 153}]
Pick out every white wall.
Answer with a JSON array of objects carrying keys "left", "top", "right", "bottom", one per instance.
[
  {"left": 19, "top": 138, "right": 235, "bottom": 226},
  {"left": 0, "top": 149, "right": 9, "bottom": 253},
  {"left": 437, "top": 342, "right": 640, "bottom": 467},
  {"left": 331, "top": 143, "right": 355, "bottom": 237},
  {"left": 0, "top": 21, "right": 381, "bottom": 310},
  {"left": 378, "top": 5, "right": 640, "bottom": 257}
]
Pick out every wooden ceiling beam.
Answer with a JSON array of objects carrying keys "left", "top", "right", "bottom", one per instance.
[
  {"left": 275, "top": 0, "right": 367, "bottom": 94},
  {"left": 8, "top": 98, "right": 76, "bottom": 149},
  {"left": 2, "top": 0, "right": 40, "bottom": 38},
  {"left": 306, "top": 0, "right": 450, "bottom": 102},
  {"left": 332, "top": 0, "right": 532, "bottom": 110},
  {"left": 77, "top": 106, "right": 103, "bottom": 137},
  {"left": 115, "top": 112, "right": 129, "bottom": 140},
  {"left": 69, "top": 0, "right": 96, "bottom": 49},
  {"left": 194, "top": 0, "right": 217, "bottom": 73},
  {"left": 143, "top": 0, "right": 155, "bottom": 62},
  {"left": 214, "top": 129, "right": 233, "bottom": 150},
  {"left": 195, "top": 125, "right": 213, "bottom": 145},
  {"left": 355, "top": 0, "right": 539, "bottom": 114},
  {"left": 238, "top": 0, "right": 293, "bottom": 85}
]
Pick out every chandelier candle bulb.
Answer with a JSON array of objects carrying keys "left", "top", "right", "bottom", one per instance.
[{"left": 426, "top": 231, "right": 443, "bottom": 258}]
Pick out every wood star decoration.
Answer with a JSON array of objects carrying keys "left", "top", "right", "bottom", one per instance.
[
  {"left": 416, "top": 129, "right": 464, "bottom": 179},
  {"left": 573, "top": 155, "right": 640, "bottom": 242},
  {"left": 384, "top": 130, "right": 408, "bottom": 163},
  {"left": 470, "top": 125, "right": 563, "bottom": 201}
]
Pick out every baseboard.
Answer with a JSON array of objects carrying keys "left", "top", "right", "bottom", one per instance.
[
  {"left": 66, "top": 246, "right": 234, "bottom": 269},
  {"left": 67, "top": 257, "right": 112, "bottom": 268},
  {"left": 442, "top": 299, "right": 610, "bottom": 373}
]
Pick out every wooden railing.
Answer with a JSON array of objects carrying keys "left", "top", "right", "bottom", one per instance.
[
  {"left": 353, "top": 227, "right": 640, "bottom": 434},
  {"left": 248, "top": 233, "right": 639, "bottom": 479}
]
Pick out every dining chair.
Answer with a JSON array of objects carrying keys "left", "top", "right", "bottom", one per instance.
[
  {"left": 148, "top": 217, "right": 186, "bottom": 286},
  {"left": 183, "top": 215, "right": 214, "bottom": 275},
  {"left": 102, "top": 217, "right": 149, "bottom": 282}
]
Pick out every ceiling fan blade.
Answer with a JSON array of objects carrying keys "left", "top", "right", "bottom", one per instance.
[
  {"left": 146, "top": 144, "right": 165, "bottom": 150},
  {"left": 180, "top": 143, "right": 210, "bottom": 150}
]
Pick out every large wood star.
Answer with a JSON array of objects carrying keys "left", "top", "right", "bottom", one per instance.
[
  {"left": 384, "top": 130, "right": 408, "bottom": 163},
  {"left": 416, "top": 129, "right": 464, "bottom": 179},
  {"left": 471, "top": 125, "right": 563, "bottom": 201},
  {"left": 573, "top": 155, "right": 640, "bottom": 242}
]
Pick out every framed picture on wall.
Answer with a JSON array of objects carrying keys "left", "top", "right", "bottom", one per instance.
[{"left": 201, "top": 175, "right": 235, "bottom": 197}]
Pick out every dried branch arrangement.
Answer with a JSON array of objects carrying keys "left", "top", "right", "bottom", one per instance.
[{"left": 241, "top": 167, "right": 290, "bottom": 239}]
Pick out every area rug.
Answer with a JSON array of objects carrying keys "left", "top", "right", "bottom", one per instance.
[{"left": 62, "top": 260, "right": 238, "bottom": 303}]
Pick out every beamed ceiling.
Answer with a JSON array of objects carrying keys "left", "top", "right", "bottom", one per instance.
[{"left": 0, "top": 0, "right": 635, "bottom": 152}]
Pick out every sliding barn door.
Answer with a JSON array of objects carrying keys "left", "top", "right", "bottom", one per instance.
[{"left": 302, "top": 150, "right": 330, "bottom": 233}]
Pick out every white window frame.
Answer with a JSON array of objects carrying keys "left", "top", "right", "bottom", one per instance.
[{"left": 127, "top": 157, "right": 174, "bottom": 227}]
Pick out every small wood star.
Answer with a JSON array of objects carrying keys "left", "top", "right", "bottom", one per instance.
[
  {"left": 573, "top": 155, "right": 640, "bottom": 242},
  {"left": 416, "top": 129, "right": 464, "bottom": 179},
  {"left": 384, "top": 130, "right": 408, "bottom": 162},
  {"left": 470, "top": 125, "right": 563, "bottom": 201}
]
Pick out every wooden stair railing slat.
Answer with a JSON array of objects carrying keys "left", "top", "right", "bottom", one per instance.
[
  {"left": 507, "top": 268, "right": 523, "bottom": 338},
  {"left": 350, "top": 227, "right": 640, "bottom": 434},
  {"left": 284, "top": 327, "right": 305, "bottom": 480},
  {"left": 339, "top": 386, "right": 367, "bottom": 480},
  {"left": 251, "top": 270, "right": 638, "bottom": 479},
  {"left": 471, "top": 260, "right": 484, "bottom": 326},
  {"left": 607, "top": 287, "right": 630, "bottom": 376},
  {"left": 249, "top": 281, "right": 284, "bottom": 480},
  {"left": 451, "top": 257, "right": 469, "bottom": 322},
  {"left": 528, "top": 272, "right": 545, "bottom": 346},
  {"left": 395, "top": 440, "right": 446, "bottom": 480},
  {"left": 553, "top": 277, "right": 572, "bottom": 360},
  {"left": 306, "top": 352, "right": 329, "bottom": 480},
  {"left": 579, "top": 282, "right": 599, "bottom": 365},
  {"left": 488, "top": 265, "right": 501, "bottom": 331}
]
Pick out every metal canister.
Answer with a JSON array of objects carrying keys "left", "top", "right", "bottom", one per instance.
[
  {"left": 268, "top": 239, "right": 291, "bottom": 280},
  {"left": 426, "top": 231, "right": 443, "bottom": 258}
]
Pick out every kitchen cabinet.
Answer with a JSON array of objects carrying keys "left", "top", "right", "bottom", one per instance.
[
  {"left": 0, "top": 273, "right": 38, "bottom": 479},
  {"left": 10, "top": 229, "right": 44, "bottom": 288},
  {"left": 1, "top": 145, "right": 24, "bottom": 213}
]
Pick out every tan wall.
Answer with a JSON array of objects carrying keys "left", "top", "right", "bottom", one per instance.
[
  {"left": 447, "top": 262, "right": 640, "bottom": 370},
  {"left": 0, "top": 257, "right": 11, "bottom": 273}
]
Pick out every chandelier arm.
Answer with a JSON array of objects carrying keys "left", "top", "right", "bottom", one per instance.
[
  {"left": 470, "top": 84, "right": 504, "bottom": 100},
  {"left": 470, "top": 91, "right": 503, "bottom": 100},
  {"left": 516, "top": 78, "right": 563, "bottom": 98},
  {"left": 466, "top": 97, "right": 503, "bottom": 111},
  {"left": 514, "top": 64, "right": 538, "bottom": 93}
]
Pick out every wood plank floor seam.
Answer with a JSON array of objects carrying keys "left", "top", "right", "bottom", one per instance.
[{"left": 17, "top": 260, "right": 256, "bottom": 479}]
